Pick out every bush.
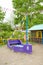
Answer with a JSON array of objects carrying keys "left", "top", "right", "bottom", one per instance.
[{"left": 11, "top": 30, "right": 26, "bottom": 42}]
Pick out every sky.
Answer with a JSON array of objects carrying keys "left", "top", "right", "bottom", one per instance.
[
  {"left": 0, "top": 0, "right": 15, "bottom": 23},
  {"left": 0, "top": 0, "right": 12, "bottom": 9}
]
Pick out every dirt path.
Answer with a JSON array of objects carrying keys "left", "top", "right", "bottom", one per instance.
[{"left": 0, "top": 44, "right": 43, "bottom": 65}]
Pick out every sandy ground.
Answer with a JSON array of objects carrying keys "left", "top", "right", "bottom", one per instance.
[{"left": 0, "top": 44, "right": 43, "bottom": 65}]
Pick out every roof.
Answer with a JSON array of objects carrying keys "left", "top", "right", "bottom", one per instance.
[{"left": 29, "top": 24, "right": 43, "bottom": 31}]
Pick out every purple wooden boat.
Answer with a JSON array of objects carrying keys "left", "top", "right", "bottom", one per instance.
[
  {"left": 7, "top": 39, "right": 32, "bottom": 54},
  {"left": 7, "top": 39, "right": 22, "bottom": 49}
]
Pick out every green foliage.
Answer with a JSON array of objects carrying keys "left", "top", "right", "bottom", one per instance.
[
  {"left": 0, "top": 23, "right": 13, "bottom": 31},
  {"left": 11, "top": 30, "right": 25, "bottom": 41},
  {"left": 12, "top": 30, "right": 22, "bottom": 38},
  {"left": 0, "top": 23, "right": 13, "bottom": 39},
  {"left": 0, "top": 7, "right": 5, "bottom": 21},
  {"left": 0, "top": 31, "right": 13, "bottom": 39},
  {"left": 12, "top": 0, "right": 43, "bottom": 13},
  {"left": 12, "top": 0, "right": 43, "bottom": 29}
]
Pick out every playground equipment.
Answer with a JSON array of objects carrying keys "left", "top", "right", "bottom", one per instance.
[
  {"left": 7, "top": 39, "right": 32, "bottom": 54},
  {"left": 7, "top": 15, "right": 32, "bottom": 54}
]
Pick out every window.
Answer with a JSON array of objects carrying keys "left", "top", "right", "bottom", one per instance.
[
  {"left": 38, "top": 31, "right": 41, "bottom": 38},
  {"left": 31, "top": 31, "right": 36, "bottom": 38}
]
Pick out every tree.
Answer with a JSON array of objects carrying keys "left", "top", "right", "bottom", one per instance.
[
  {"left": 12, "top": 0, "right": 43, "bottom": 29},
  {"left": 0, "top": 23, "right": 13, "bottom": 38},
  {"left": 0, "top": 7, "right": 5, "bottom": 21},
  {"left": 0, "top": 23, "right": 13, "bottom": 31}
]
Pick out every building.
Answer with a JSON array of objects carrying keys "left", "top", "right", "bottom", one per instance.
[{"left": 29, "top": 24, "right": 43, "bottom": 44}]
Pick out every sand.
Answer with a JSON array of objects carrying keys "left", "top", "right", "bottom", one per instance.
[{"left": 0, "top": 44, "right": 43, "bottom": 65}]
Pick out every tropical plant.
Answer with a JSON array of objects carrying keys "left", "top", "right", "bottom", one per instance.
[
  {"left": 0, "top": 7, "right": 5, "bottom": 21},
  {"left": 12, "top": 0, "right": 43, "bottom": 29}
]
